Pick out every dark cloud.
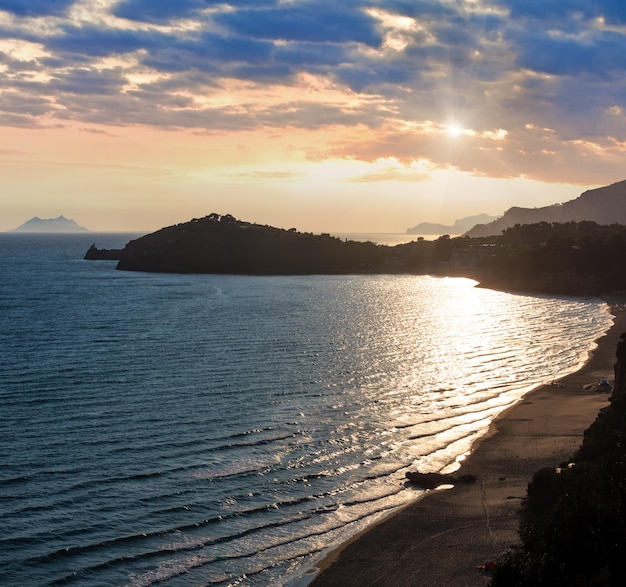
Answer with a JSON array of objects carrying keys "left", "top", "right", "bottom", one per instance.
[
  {"left": 513, "top": 32, "right": 626, "bottom": 78},
  {"left": 0, "top": 90, "right": 53, "bottom": 116},
  {"left": 501, "top": 0, "right": 595, "bottom": 19},
  {"left": 250, "top": 100, "right": 390, "bottom": 130},
  {"left": 378, "top": 0, "right": 455, "bottom": 19},
  {"left": 0, "top": 112, "right": 45, "bottom": 126},
  {"left": 214, "top": 2, "right": 382, "bottom": 47},
  {"left": 139, "top": 33, "right": 277, "bottom": 79},
  {"left": 113, "top": 0, "right": 277, "bottom": 23},
  {"left": 499, "top": 0, "right": 626, "bottom": 25},
  {"left": 47, "top": 68, "right": 127, "bottom": 96},
  {"left": 0, "top": 87, "right": 55, "bottom": 127},
  {"left": 430, "top": 17, "right": 479, "bottom": 48},
  {"left": 0, "top": 0, "right": 75, "bottom": 16},
  {"left": 113, "top": 0, "right": 213, "bottom": 23},
  {"left": 336, "top": 62, "right": 413, "bottom": 93},
  {"left": 277, "top": 42, "right": 348, "bottom": 69},
  {"left": 45, "top": 25, "right": 166, "bottom": 58}
]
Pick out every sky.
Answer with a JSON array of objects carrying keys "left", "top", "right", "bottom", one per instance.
[{"left": 1, "top": 0, "right": 626, "bottom": 233}]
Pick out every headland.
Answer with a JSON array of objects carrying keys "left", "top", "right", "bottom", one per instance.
[{"left": 86, "top": 214, "right": 626, "bottom": 297}]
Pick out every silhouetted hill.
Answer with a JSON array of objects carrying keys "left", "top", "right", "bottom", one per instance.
[
  {"left": 10, "top": 215, "right": 89, "bottom": 233},
  {"left": 407, "top": 213, "right": 499, "bottom": 235},
  {"left": 114, "top": 214, "right": 393, "bottom": 274},
  {"left": 465, "top": 180, "right": 626, "bottom": 237},
  {"left": 86, "top": 214, "right": 626, "bottom": 297}
]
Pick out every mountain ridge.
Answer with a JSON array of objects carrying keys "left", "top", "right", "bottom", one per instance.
[
  {"left": 9, "top": 215, "right": 90, "bottom": 233},
  {"left": 464, "top": 179, "right": 626, "bottom": 237},
  {"left": 407, "top": 213, "right": 500, "bottom": 235}
]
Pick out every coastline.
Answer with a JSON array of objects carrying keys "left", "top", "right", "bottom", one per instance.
[{"left": 307, "top": 301, "right": 626, "bottom": 587}]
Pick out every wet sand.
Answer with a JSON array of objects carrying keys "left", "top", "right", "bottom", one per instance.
[{"left": 309, "top": 302, "right": 626, "bottom": 587}]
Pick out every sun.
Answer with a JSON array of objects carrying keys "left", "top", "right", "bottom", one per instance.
[{"left": 446, "top": 124, "right": 464, "bottom": 138}]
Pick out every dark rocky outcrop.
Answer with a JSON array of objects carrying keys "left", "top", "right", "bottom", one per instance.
[
  {"left": 84, "top": 244, "right": 123, "bottom": 260},
  {"left": 405, "top": 471, "right": 477, "bottom": 490}
]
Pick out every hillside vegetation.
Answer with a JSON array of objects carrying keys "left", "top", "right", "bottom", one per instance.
[
  {"left": 87, "top": 214, "right": 626, "bottom": 297},
  {"left": 490, "top": 336, "right": 626, "bottom": 586},
  {"left": 466, "top": 179, "right": 626, "bottom": 237}
]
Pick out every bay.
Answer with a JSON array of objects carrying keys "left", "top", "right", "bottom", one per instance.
[{"left": 0, "top": 233, "right": 613, "bottom": 586}]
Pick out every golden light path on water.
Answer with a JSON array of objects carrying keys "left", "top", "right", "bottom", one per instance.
[{"left": 286, "top": 275, "right": 613, "bottom": 586}]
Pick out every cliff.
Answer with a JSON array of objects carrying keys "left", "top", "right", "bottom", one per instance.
[
  {"left": 84, "top": 244, "right": 123, "bottom": 260},
  {"left": 465, "top": 179, "right": 626, "bottom": 237}
]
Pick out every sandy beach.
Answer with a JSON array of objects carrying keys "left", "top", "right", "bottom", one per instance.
[{"left": 309, "top": 302, "right": 626, "bottom": 587}]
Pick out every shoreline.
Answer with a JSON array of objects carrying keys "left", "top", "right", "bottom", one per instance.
[{"left": 306, "top": 300, "right": 626, "bottom": 587}]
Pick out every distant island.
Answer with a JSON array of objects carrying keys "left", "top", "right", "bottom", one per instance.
[
  {"left": 406, "top": 213, "right": 499, "bottom": 235},
  {"left": 10, "top": 215, "right": 89, "bottom": 233}
]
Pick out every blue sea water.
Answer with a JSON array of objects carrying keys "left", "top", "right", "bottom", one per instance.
[{"left": 0, "top": 233, "right": 614, "bottom": 586}]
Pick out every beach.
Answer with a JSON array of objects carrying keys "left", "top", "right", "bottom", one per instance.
[{"left": 309, "top": 302, "right": 626, "bottom": 587}]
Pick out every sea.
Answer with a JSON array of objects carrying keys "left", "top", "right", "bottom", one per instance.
[{"left": 0, "top": 233, "right": 614, "bottom": 587}]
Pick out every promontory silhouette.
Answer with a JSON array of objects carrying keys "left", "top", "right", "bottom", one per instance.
[
  {"left": 85, "top": 211, "right": 626, "bottom": 297},
  {"left": 111, "top": 213, "right": 392, "bottom": 274}
]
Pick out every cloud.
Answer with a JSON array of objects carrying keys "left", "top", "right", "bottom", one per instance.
[
  {"left": 44, "top": 25, "right": 167, "bottom": 58},
  {"left": 113, "top": 0, "right": 216, "bottom": 23},
  {"left": 157, "top": 32, "right": 275, "bottom": 69},
  {"left": 0, "top": 0, "right": 75, "bottom": 17},
  {"left": 514, "top": 32, "right": 626, "bottom": 78},
  {"left": 223, "top": 170, "right": 303, "bottom": 181},
  {"left": 113, "top": 0, "right": 277, "bottom": 24},
  {"left": 500, "top": 0, "right": 626, "bottom": 25},
  {"left": 47, "top": 67, "right": 127, "bottom": 95},
  {"left": 0, "top": 0, "right": 625, "bottom": 186},
  {"left": 214, "top": 2, "right": 382, "bottom": 47},
  {"left": 379, "top": 0, "right": 456, "bottom": 20},
  {"left": 0, "top": 89, "right": 53, "bottom": 117}
]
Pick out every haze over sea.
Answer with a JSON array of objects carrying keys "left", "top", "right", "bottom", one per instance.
[{"left": 0, "top": 233, "right": 613, "bottom": 587}]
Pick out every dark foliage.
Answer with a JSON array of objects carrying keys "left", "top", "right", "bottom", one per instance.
[
  {"left": 490, "top": 344, "right": 626, "bottom": 586},
  {"left": 115, "top": 214, "right": 392, "bottom": 274},
  {"left": 474, "top": 221, "right": 626, "bottom": 295},
  {"left": 113, "top": 214, "right": 443, "bottom": 275},
  {"left": 88, "top": 215, "right": 626, "bottom": 293}
]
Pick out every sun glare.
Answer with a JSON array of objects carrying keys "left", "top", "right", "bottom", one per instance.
[{"left": 446, "top": 124, "right": 463, "bottom": 138}]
